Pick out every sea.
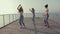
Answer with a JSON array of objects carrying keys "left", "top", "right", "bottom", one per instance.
[{"left": 24, "top": 12, "right": 60, "bottom": 23}]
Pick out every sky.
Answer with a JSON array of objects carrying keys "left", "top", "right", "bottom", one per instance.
[
  {"left": 21, "top": 0, "right": 60, "bottom": 13},
  {"left": 0, "top": 0, "right": 60, "bottom": 14}
]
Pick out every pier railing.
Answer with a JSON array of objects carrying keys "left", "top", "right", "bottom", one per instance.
[{"left": 0, "top": 14, "right": 19, "bottom": 28}]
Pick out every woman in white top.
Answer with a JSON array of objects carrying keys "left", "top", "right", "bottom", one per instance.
[{"left": 44, "top": 4, "right": 49, "bottom": 28}]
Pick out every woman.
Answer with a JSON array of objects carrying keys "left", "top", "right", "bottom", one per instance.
[
  {"left": 17, "top": 4, "right": 25, "bottom": 28},
  {"left": 44, "top": 4, "right": 49, "bottom": 28}
]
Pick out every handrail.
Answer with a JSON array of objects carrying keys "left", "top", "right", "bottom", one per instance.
[
  {"left": 0, "top": 13, "right": 60, "bottom": 28},
  {"left": 0, "top": 14, "right": 19, "bottom": 28}
]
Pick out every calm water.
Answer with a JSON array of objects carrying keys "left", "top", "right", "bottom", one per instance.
[
  {"left": 24, "top": 13, "right": 60, "bottom": 22},
  {"left": 49, "top": 13, "right": 60, "bottom": 22}
]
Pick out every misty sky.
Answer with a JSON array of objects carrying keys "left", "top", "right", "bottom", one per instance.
[
  {"left": 20, "top": 0, "right": 60, "bottom": 13},
  {"left": 0, "top": 0, "right": 60, "bottom": 14}
]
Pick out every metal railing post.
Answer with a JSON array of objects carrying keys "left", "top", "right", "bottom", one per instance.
[
  {"left": 9, "top": 14, "right": 10, "bottom": 23},
  {"left": 3, "top": 15, "right": 5, "bottom": 26}
]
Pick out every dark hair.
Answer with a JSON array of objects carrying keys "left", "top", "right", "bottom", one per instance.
[
  {"left": 32, "top": 8, "right": 34, "bottom": 10},
  {"left": 45, "top": 4, "right": 48, "bottom": 8}
]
